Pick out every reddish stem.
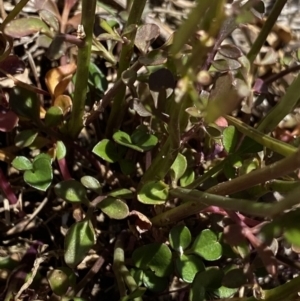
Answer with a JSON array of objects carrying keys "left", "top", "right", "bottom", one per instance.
[
  {"left": 0, "top": 168, "right": 18, "bottom": 205},
  {"left": 57, "top": 157, "right": 72, "bottom": 180}
]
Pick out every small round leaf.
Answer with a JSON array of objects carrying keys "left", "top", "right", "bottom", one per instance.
[
  {"left": 54, "top": 179, "right": 87, "bottom": 203},
  {"left": 137, "top": 181, "right": 169, "bottom": 204},
  {"left": 80, "top": 176, "right": 102, "bottom": 194},
  {"left": 45, "top": 106, "right": 63, "bottom": 127},
  {"left": 97, "top": 197, "right": 129, "bottom": 220},
  {"left": 222, "top": 268, "right": 247, "bottom": 288},
  {"left": 15, "top": 129, "right": 38, "bottom": 148},
  {"left": 108, "top": 188, "right": 133, "bottom": 199},
  {"left": 56, "top": 141, "right": 66, "bottom": 160},
  {"left": 170, "top": 153, "right": 187, "bottom": 182},
  {"left": 132, "top": 243, "right": 173, "bottom": 277},
  {"left": 131, "top": 128, "right": 158, "bottom": 152},
  {"left": 12, "top": 156, "right": 32, "bottom": 171},
  {"left": 169, "top": 225, "right": 192, "bottom": 252},
  {"left": 223, "top": 125, "right": 238, "bottom": 154},
  {"left": 175, "top": 254, "right": 205, "bottom": 283},
  {"left": 92, "top": 139, "right": 119, "bottom": 163},
  {"left": 192, "top": 268, "right": 223, "bottom": 291},
  {"left": 142, "top": 270, "right": 169, "bottom": 292},
  {"left": 190, "top": 229, "right": 222, "bottom": 261},
  {"left": 47, "top": 268, "right": 75, "bottom": 296},
  {"left": 24, "top": 157, "right": 53, "bottom": 191},
  {"left": 64, "top": 219, "right": 95, "bottom": 268},
  {"left": 180, "top": 168, "right": 195, "bottom": 187}
]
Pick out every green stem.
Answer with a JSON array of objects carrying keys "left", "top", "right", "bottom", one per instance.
[
  {"left": 226, "top": 115, "right": 297, "bottom": 157},
  {"left": 247, "top": 0, "right": 288, "bottom": 64},
  {"left": 0, "top": 0, "right": 30, "bottom": 31},
  {"left": 151, "top": 146, "right": 300, "bottom": 226},
  {"left": 139, "top": 77, "right": 190, "bottom": 188},
  {"left": 105, "top": 0, "right": 147, "bottom": 137},
  {"left": 113, "top": 232, "right": 142, "bottom": 301},
  {"left": 256, "top": 72, "right": 300, "bottom": 133},
  {"left": 66, "top": 0, "right": 96, "bottom": 138}
]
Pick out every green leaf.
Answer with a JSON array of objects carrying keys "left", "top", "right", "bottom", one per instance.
[
  {"left": 180, "top": 168, "right": 195, "bottom": 187},
  {"left": 189, "top": 283, "right": 205, "bottom": 301},
  {"left": 113, "top": 130, "right": 135, "bottom": 148},
  {"left": 170, "top": 153, "right": 187, "bottom": 182},
  {"left": 132, "top": 243, "right": 173, "bottom": 277},
  {"left": 190, "top": 229, "right": 222, "bottom": 261},
  {"left": 120, "top": 287, "right": 146, "bottom": 301},
  {"left": 176, "top": 254, "right": 205, "bottom": 283},
  {"left": 238, "top": 136, "right": 263, "bottom": 154},
  {"left": 24, "top": 157, "right": 53, "bottom": 191},
  {"left": 64, "top": 219, "right": 95, "bottom": 268},
  {"left": 130, "top": 268, "right": 144, "bottom": 286},
  {"left": 9, "top": 87, "right": 40, "bottom": 121},
  {"left": 205, "top": 124, "right": 223, "bottom": 139},
  {"left": 54, "top": 179, "right": 88, "bottom": 203},
  {"left": 12, "top": 156, "right": 32, "bottom": 171},
  {"left": 119, "top": 158, "right": 135, "bottom": 175},
  {"left": 88, "top": 61, "right": 108, "bottom": 95},
  {"left": 215, "top": 286, "right": 238, "bottom": 299},
  {"left": 14, "top": 129, "right": 38, "bottom": 148},
  {"left": 137, "top": 181, "right": 169, "bottom": 204},
  {"left": 192, "top": 268, "right": 223, "bottom": 291},
  {"left": 222, "top": 268, "right": 247, "bottom": 288},
  {"left": 142, "top": 270, "right": 169, "bottom": 292},
  {"left": 34, "top": 153, "right": 52, "bottom": 163},
  {"left": 47, "top": 268, "right": 75, "bottom": 296},
  {"left": 284, "top": 227, "right": 300, "bottom": 246},
  {"left": 131, "top": 128, "right": 158, "bottom": 152},
  {"left": 56, "top": 141, "right": 66, "bottom": 160},
  {"left": 113, "top": 130, "right": 158, "bottom": 153},
  {"left": 4, "top": 17, "right": 51, "bottom": 38},
  {"left": 97, "top": 197, "right": 129, "bottom": 220},
  {"left": 45, "top": 106, "right": 63, "bottom": 127},
  {"left": 92, "top": 139, "right": 119, "bottom": 163},
  {"left": 169, "top": 225, "right": 192, "bottom": 252},
  {"left": 80, "top": 176, "right": 102, "bottom": 194},
  {"left": 108, "top": 188, "right": 134, "bottom": 199},
  {"left": 223, "top": 126, "right": 238, "bottom": 153}
]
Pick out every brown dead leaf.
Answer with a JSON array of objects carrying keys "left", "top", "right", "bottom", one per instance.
[
  {"left": 53, "top": 95, "right": 72, "bottom": 114},
  {"left": 45, "top": 63, "right": 77, "bottom": 99},
  {"left": 128, "top": 210, "right": 152, "bottom": 236}
]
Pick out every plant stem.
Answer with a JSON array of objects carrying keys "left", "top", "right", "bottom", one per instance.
[
  {"left": 113, "top": 232, "right": 142, "bottom": 301},
  {"left": 139, "top": 77, "right": 190, "bottom": 188},
  {"left": 105, "top": 0, "right": 147, "bottom": 137},
  {"left": 66, "top": 0, "right": 96, "bottom": 138},
  {"left": 226, "top": 115, "right": 297, "bottom": 156},
  {"left": 256, "top": 72, "right": 300, "bottom": 133},
  {"left": 84, "top": 61, "right": 142, "bottom": 126},
  {"left": 247, "top": 0, "right": 288, "bottom": 64},
  {"left": 151, "top": 146, "right": 300, "bottom": 226}
]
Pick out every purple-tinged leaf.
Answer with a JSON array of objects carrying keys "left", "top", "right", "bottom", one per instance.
[
  {"left": 0, "top": 110, "right": 18, "bottom": 132},
  {"left": 0, "top": 55, "right": 25, "bottom": 77}
]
